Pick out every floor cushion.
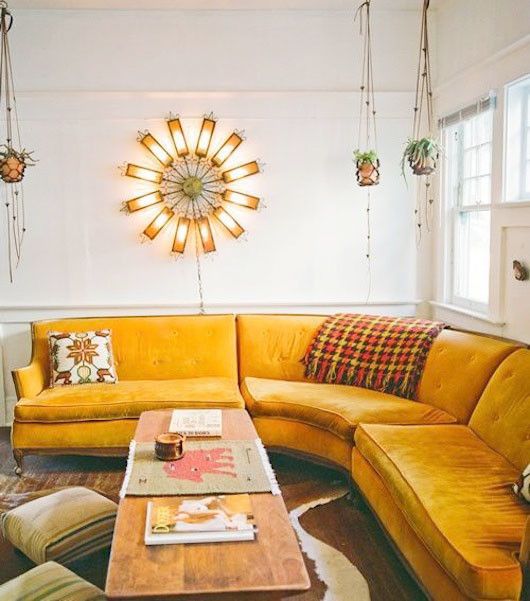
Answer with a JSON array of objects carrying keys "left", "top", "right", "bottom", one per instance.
[
  {"left": 1, "top": 487, "right": 117, "bottom": 565},
  {"left": 15, "top": 377, "right": 244, "bottom": 423},
  {"left": 354, "top": 423, "right": 529, "bottom": 600},
  {"left": 0, "top": 561, "right": 105, "bottom": 600},
  {"left": 242, "top": 377, "right": 456, "bottom": 442}
]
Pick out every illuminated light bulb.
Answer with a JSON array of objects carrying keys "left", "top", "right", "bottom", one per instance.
[
  {"left": 222, "top": 189, "right": 259, "bottom": 210},
  {"left": 167, "top": 117, "right": 189, "bottom": 157},
  {"left": 172, "top": 217, "right": 191, "bottom": 254},
  {"left": 211, "top": 132, "right": 243, "bottom": 167},
  {"left": 143, "top": 207, "right": 173, "bottom": 240},
  {"left": 139, "top": 132, "right": 173, "bottom": 167},
  {"left": 214, "top": 207, "right": 245, "bottom": 238},
  {"left": 125, "top": 191, "right": 163, "bottom": 213},
  {"left": 195, "top": 116, "right": 216, "bottom": 158},
  {"left": 125, "top": 163, "right": 163, "bottom": 184},
  {"left": 197, "top": 217, "right": 216, "bottom": 253},
  {"left": 222, "top": 161, "right": 259, "bottom": 183}
]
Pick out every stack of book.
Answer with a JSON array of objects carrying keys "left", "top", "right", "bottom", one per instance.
[
  {"left": 169, "top": 409, "right": 222, "bottom": 437},
  {"left": 144, "top": 494, "right": 256, "bottom": 545}
]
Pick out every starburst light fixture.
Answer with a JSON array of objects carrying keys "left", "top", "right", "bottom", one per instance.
[{"left": 121, "top": 113, "right": 262, "bottom": 256}]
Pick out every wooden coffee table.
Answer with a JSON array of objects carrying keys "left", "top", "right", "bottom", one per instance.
[{"left": 105, "top": 409, "right": 310, "bottom": 600}]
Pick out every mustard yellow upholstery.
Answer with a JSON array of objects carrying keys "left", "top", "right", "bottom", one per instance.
[
  {"left": 242, "top": 377, "right": 456, "bottom": 442},
  {"left": 252, "top": 416, "right": 353, "bottom": 471},
  {"left": 469, "top": 348, "right": 530, "bottom": 471},
  {"left": 353, "top": 450, "right": 476, "bottom": 601},
  {"left": 11, "top": 419, "right": 138, "bottom": 450},
  {"left": 416, "top": 329, "right": 518, "bottom": 423},
  {"left": 354, "top": 424, "right": 529, "bottom": 600},
  {"left": 14, "top": 314, "right": 238, "bottom": 399},
  {"left": 236, "top": 314, "right": 325, "bottom": 382},
  {"left": 16, "top": 378, "right": 243, "bottom": 423}
]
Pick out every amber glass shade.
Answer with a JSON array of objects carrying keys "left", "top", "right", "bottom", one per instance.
[
  {"left": 139, "top": 133, "right": 173, "bottom": 167},
  {"left": 214, "top": 207, "right": 244, "bottom": 238},
  {"left": 125, "top": 163, "right": 163, "bottom": 184},
  {"left": 172, "top": 217, "right": 191, "bottom": 254},
  {"left": 167, "top": 118, "right": 189, "bottom": 157},
  {"left": 223, "top": 189, "right": 259, "bottom": 210},
  {"left": 222, "top": 161, "right": 259, "bottom": 183},
  {"left": 195, "top": 117, "right": 216, "bottom": 158},
  {"left": 197, "top": 217, "right": 216, "bottom": 253},
  {"left": 125, "top": 191, "right": 163, "bottom": 213},
  {"left": 143, "top": 207, "right": 173, "bottom": 240},
  {"left": 211, "top": 132, "right": 243, "bottom": 167}
]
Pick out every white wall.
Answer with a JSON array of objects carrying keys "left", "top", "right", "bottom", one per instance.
[
  {"left": 431, "top": 0, "right": 530, "bottom": 342},
  {"left": 0, "top": 7, "right": 424, "bottom": 422}
]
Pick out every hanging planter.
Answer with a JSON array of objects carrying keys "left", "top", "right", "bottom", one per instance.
[
  {"left": 354, "top": 150, "right": 380, "bottom": 186},
  {"left": 401, "top": 137, "right": 441, "bottom": 178},
  {"left": 0, "top": 146, "right": 36, "bottom": 183}
]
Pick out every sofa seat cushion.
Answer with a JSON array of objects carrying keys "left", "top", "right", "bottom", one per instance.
[
  {"left": 354, "top": 423, "right": 529, "bottom": 600},
  {"left": 15, "top": 377, "right": 244, "bottom": 423},
  {"left": 241, "top": 377, "right": 456, "bottom": 442}
]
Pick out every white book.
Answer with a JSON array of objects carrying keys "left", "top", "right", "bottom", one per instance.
[
  {"left": 169, "top": 409, "right": 222, "bottom": 437},
  {"left": 144, "top": 499, "right": 256, "bottom": 546}
]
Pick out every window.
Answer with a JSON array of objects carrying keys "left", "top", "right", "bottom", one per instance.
[
  {"left": 505, "top": 74, "right": 530, "bottom": 203},
  {"left": 442, "top": 104, "right": 494, "bottom": 312}
]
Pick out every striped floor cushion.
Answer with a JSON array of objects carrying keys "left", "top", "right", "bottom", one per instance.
[
  {"left": 0, "top": 561, "right": 105, "bottom": 600},
  {"left": 0, "top": 487, "right": 117, "bottom": 565}
]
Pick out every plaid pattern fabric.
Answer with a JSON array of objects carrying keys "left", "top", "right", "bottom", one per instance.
[{"left": 304, "top": 313, "right": 446, "bottom": 400}]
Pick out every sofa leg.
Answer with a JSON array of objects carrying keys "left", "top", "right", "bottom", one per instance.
[{"left": 13, "top": 449, "right": 23, "bottom": 477}]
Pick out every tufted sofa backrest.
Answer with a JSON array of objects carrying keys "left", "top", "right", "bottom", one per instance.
[
  {"left": 416, "top": 330, "right": 519, "bottom": 423},
  {"left": 31, "top": 314, "right": 238, "bottom": 383},
  {"left": 469, "top": 349, "right": 530, "bottom": 471},
  {"left": 237, "top": 315, "right": 520, "bottom": 423}
]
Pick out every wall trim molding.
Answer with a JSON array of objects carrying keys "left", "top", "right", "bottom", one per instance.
[{"left": 0, "top": 300, "right": 421, "bottom": 323}]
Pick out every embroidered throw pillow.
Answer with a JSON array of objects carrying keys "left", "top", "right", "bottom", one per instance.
[
  {"left": 48, "top": 329, "right": 118, "bottom": 386},
  {"left": 513, "top": 464, "right": 530, "bottom": 503}
]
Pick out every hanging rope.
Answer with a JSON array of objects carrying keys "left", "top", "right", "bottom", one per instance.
[
  {"left": 355, "top": 0, "right": 378, "bottom": 301},
  {"left": 411, "top": 0, "right": 435, "bottom": 241},
  {"left": 192, "top": 203, "right": 205, "bottom": 315},
  {"left": 0, "top": 1, "right": 34, "bottom": 282}
]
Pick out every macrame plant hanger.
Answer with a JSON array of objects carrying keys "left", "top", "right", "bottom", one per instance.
[
  {"left": 354, "top": 0, "right": 379, "bottom": 301},
  {"left": 411, "top": 0, "right": 435, "bottom": 244},
  {"left": 0, "top": 1, "right": 35, "bottom": 282}
]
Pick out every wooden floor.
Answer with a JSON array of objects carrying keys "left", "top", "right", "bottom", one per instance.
[{"left": 0, "top": 428, "right": 427, "bottom": 601}]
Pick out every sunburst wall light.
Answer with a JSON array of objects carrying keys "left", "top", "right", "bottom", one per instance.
[{"left": 121, "top": 112, "right": 263, "bottom": 257}]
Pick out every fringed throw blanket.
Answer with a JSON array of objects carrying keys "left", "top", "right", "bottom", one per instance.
[{"left": 304, "top": 313, "right": 446, "bottom": 400}]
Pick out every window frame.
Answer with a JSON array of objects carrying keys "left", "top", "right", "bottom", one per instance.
[
  {"left": 442, "top": 109, "right": 494, "bottom": 314},
  {"left": 504, "top": 74, "right": 530, "bottom": 204}
]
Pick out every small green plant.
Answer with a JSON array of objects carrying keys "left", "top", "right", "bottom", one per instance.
[
  {"left": 400, "top": 137, "right": 441, "bottom": 178},
  {"left": 354, "top": 149, "right": 378, "bottom": 164}
]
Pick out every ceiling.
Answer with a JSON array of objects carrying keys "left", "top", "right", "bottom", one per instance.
[{"left": 11, "top": 0, "right": 427, "bottom": 10}]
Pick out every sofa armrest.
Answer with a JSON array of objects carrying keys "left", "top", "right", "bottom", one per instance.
[{"left": 12, "top": 362, "right": 46, "bottom": 400}]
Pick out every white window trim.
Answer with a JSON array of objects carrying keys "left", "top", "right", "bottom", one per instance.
[
  {"left": 503, "top": 74, "right": 530, "bottom": 204},
  {"left": 442, "top": 110, "right": 494, "bottom": 315}
]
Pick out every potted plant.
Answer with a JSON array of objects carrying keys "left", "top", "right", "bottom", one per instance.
[
  {"left": 401, "top": 137, "right": 441, "bottom": 177},
  {"left": 354, "top": 149, "right": 380, "bottom": 187},
  {"left": 0, "top": 146, "right": 37, "bottom": 184}
]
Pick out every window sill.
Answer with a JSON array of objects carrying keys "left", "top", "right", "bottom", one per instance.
[
  {"left": 494, "top": 200, "right": 530, "bottom": 209},
  {"left": 429, "top": 301, "right": 505, "bottom": 326}
]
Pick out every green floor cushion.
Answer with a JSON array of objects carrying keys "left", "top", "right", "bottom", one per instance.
[
  {"left": 0, "top": 487, "right": 117, "bottom": 565},
  {"left": 0, "top": 561, "right": 105, "bottom": 600}
]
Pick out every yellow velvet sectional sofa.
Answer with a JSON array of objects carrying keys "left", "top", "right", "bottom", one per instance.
[{"left": 11, "top": 313, "right": 530, "bottom": 601}]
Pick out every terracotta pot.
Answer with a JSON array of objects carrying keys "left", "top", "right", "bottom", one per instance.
[
  {"left": 409, "top": 154, "right": 437, "bottom": 176},
  {"left": 356, "top": 159, "right": 380, "bottom": 187},
  {"left": 0, "top": 154, "right": 26, "bottom": 183}
]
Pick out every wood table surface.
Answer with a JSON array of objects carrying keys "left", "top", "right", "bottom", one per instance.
[{"left": 105, "top": 409, "right": 310, "bottom": 600}]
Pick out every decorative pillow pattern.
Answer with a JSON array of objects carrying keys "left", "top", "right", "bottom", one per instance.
[
  {"left": 513, "top": 464, "right": 530, "bottom": 503},
  {"left": 48, "top": 329, "right": 118, "bottom": 386}
]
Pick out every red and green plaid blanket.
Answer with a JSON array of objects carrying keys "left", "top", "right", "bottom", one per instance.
[{"left": 304, "top": 313, "right": 446, "bottom": 400}]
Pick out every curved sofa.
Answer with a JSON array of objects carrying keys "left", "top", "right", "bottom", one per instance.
[{"left": 11, "top": 313, "right": 530, "bottom": 601}]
